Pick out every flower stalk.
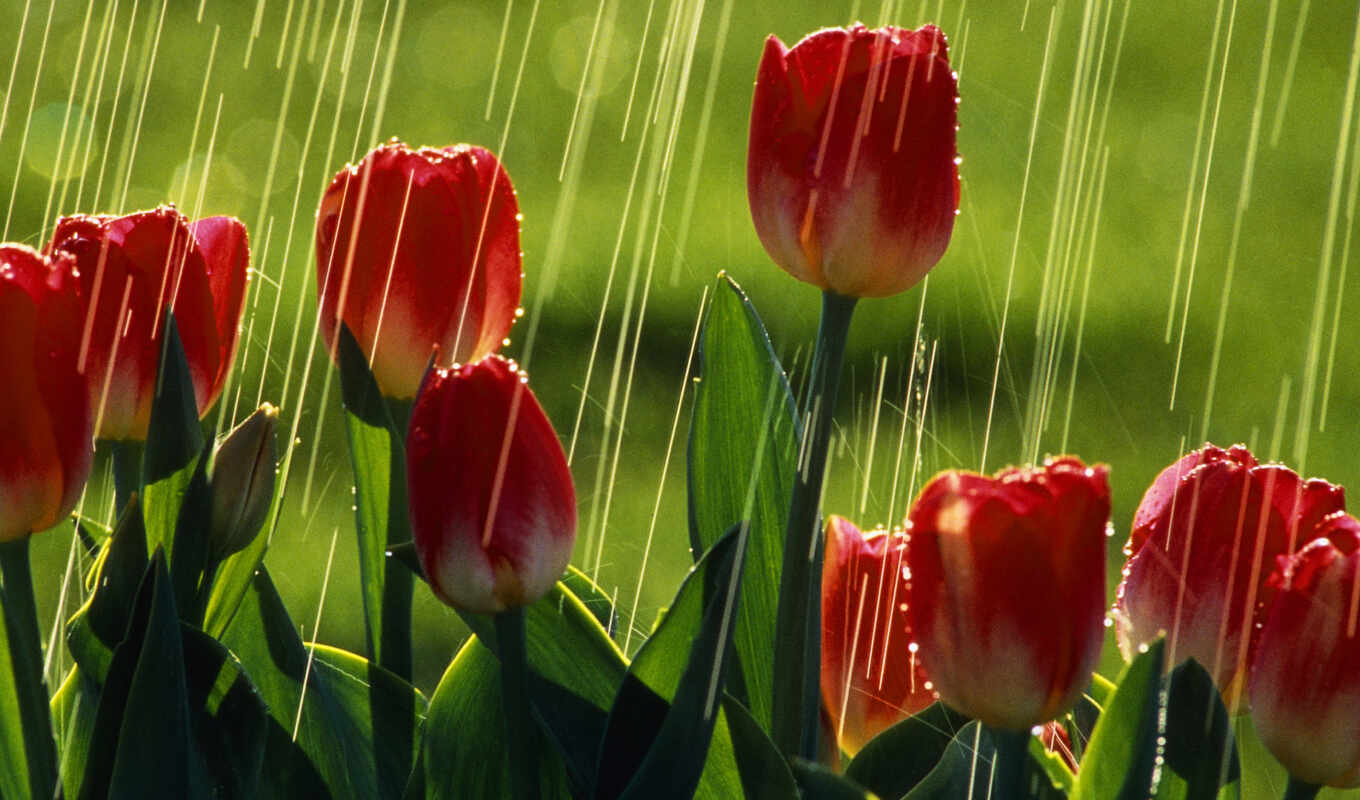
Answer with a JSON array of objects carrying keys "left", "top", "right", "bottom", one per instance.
[
  {"left": 0, "top": 536, "right": 57, "bottom": 798},
  {"left": 988, "top": 727, "right": 1032, "bottom": 800},
  {"left": 494, "top": 607, "right": 538, "bottom": 800},
  {"left": 771, "top": 289, "right": 856, "bottom": 759}
]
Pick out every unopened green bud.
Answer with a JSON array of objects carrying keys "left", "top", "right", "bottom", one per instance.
[{"left": 209, "top": 404, "right": 278, "bottom": 560}]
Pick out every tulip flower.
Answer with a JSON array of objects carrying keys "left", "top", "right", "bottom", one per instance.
[
  {"left": 47, "top": 207, "right": 250, "bottom": 441},
  {"left": 406, "top": 355, "right": 575, "bottom": 614},
  {"left": 905, "top": 457, "right": 1109, "bottom": 731},
  {"left": 747, "top": 24, "right": 959, "bottom": 298},
  {"left": 1249, "top": 512, "right": 1360, "bottom": 790},
  {"left": 208, "top": 403, "right": 278, "bottom": 560},
  {"left": 0, "top": 245, "right": 93, "bottom": 541},
  {"left": 821, "top": 515, "right": 935, "bottom": 755},
  {"left": 316, "top": 140, "right": 522, "bottom": 399},
  {"left": 1113, "top": 443, "right": 1343, "bottom": 703}
]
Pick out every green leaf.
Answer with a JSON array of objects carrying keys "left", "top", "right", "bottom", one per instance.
[
  {"left": 901, "top": 721, "right": 994, "bottom": 800},
  {"left": 722, "top": 696, "right": 799, "bottom": 800},
  {"left": 1155, "top": 659, "right": 1239, "bottom": 800},
  {"left": 561, "top": 565, "right": 618, "bottom": 639},
  {"left": 845, "top": 702, "right": 972, "bottom": 799},
  {"left": 337, "top": 322, "right": 414, "bottom": 681},
  {"left": 65, "top": 497, "right": 149, "bottom": 684},
  {"left": 79, "top": 552, "right": 211, "bottom": 798},
  {"left": 0, "top": 537, "right": 58, "bottom": 800},
  {"left": 142, "top": 314, "right": 207, "bottom": 563},
  {"left": 51, "top": 667, "right": 100, "bottom": 799},
  {"left": 595, "top": 526, "right": 747, "bottom": 799},
  {"left": 1071, "top": 638, "right": 1166, "bottom": 800},
  {"left": 791, "top": 759, "right": 879, "bottom": 799},
  {"left": 220, "top": 567, "right": 426, "bottom": 798},
  {"left": 687, "top": 273, "right": 799, "bottom": 730},
  {"left": 1029, "top": 731, "right": 1077, "bottom": 795},
  {"left": 422, "top": 637, "right": 574, "bottom": 799}
]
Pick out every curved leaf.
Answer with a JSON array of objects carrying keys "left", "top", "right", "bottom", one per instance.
[
  {"left": 1071, "top": 638, "right": 1165, "bottom": 800},
  {"left": 845, "top": 702, "right": 971, "bottom": 799},
  {"left": 687, "top": 273, "right": 799, "bottom": 729}
]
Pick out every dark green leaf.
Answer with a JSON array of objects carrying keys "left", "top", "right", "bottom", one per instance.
[
  {"left": 845, "top": 702, "right": 972, "bottom": 798},
  {"left": 79, "top": 552, "right": 211, "bottom": 799},
  {"left": 220, "top": 568, "right": 426, "bottom": 798},
  {"left": 791, "top": 759, "right": 878, "bottom": 799},
  {"left": 422, "top": 637, "right": 573, "bottom": 799},
  {"left": 201, "top": 529, "right": 268, "bottom": 639},
  {"left": 1071, "top": 638, "right": 1166, "bottom": 800},
  {"left": 181, "top": 627, "right": 269, "bottom": 797},
  {"left": 51, "top": 666, "right": 101, "bottom": 798},
  {"left": 902, "top": 721, "right": 993, "bottom": 800},
  {"left": 722, "top": 696, "right": 799, "bottom": 800},
  {"left": 1155, "top": 658, "right": 1239, "bottom": 800},
  {"left": 171, "top": 446, "right": 214, "bottom": 622},
  {"left": 596, "top": 525, "right": 745, "bottom": 800},
  {"left": 338, "top": 322, "right": 414, "bottom": 680},
  {"left": 65, "top": 497, "right": 149, "bottom": 684},
  {"left": 142, "top": 314, "right": 207, "bottom": 562},
  {"left": 561, "top": 565, "right": 617, "bottom": 640},
  {"left": 687, "top": 273, "right": 800, "bottom": 730}
]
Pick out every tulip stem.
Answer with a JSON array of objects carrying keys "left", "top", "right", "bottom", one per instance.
[
  {"left": 0, "top": 535, "right": 58, "bottom": 798},
  {"left": 495, "top": 607, "right": 538, "bottom": 800},
  {"left": 1282, "top": 777, "right": 1322, "bottom": 800},
  {"left": 987, "top": 726, "right": 1031, "bottom": 800},
  {"left": 772, "top": 289, "right": 857, "bottom": 760}
]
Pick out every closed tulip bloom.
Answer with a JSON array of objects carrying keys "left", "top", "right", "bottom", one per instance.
[
  {"left": 821, "top": 515, "right": 935, "bottom": 755},
  {"left": 1113, "top": 443, "right": 1343, "bottom": 703},
  {"left": 0, "top": 245, "right": 93, "bottom": 540},
  {"left": 905, "top": 457, "right": 1109, "bottom": 731},
  {"left": 316, "top": 140, "right": 522, "bottom": 399},
  {"left": 406, "top": 356, "right": 575, "bottom": 614},
  {"left": 747, "top": 24, "right": 958, "bottom": 298},
  {"left": 47, "top": 207, "right": 250, "bottom": 441},
  {"left": 1249, "top": 512, "right": 1360, "bottom": 788}
]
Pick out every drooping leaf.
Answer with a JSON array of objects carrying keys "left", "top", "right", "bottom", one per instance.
[
  {"left": 338, "top": 322, "right": 414, "bottom": 681},
  {"left": 1071, "top": 638, "right": 1166, "bottom": 800},
  {"left": 422, "top": 637, "right": 573, "bottom": 799},
  {"left": 845, "top": 702, "right": 972, "bottom": 799},
  {"left": 687, "top": 273, "right": 800, "bottom": 730},
  {"left": 1155, "top": 658, "right": 1240, "bottom": 800},
  {"left": 141, "top": 314, "right": 206, "bottom": 563},
  {"left": 595, "top": 526, "right": 747, "bottom": 799},
  {"left": 901, "top": 721, "right": 994, "bottom": 800},
  {"left": 220, "top": 568, "right": 426, "bottom": 798}
]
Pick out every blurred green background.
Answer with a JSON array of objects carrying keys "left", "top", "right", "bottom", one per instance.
[{"left": 3, "top": 0, "right": 1359, "bottom": 794}]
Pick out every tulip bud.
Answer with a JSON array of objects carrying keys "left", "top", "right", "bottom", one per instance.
[
  {"left": 208, "top": 404, "right": 278, "bottom": 560},
  {"left": 905, "top": 457, "right": 1109, "bottom": 731},
  {"left": 47, "top": 207, "right": 250, "bottom": 441},
  {"left": 747, "top": 24, "right": 959, "bottom": 298},
  {"left": 821, "top": 515, "right": 934, "bottom": 755},
  {"left": 1113, "top": 443, "right": 1343, "bottom": 703},
  {"left": 316, "top": 140, "right": 523, "bottom": 399},
  {"left": 406, "top": 356, "right": 575, "bottom": 614},
  {"left": 0, "top": 245, "right": 93, "bottom": 540},
  {"left": 1249, "top": 512, "right": 1360, "bottom": 788}
]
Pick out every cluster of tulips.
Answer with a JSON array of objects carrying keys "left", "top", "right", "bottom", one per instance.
[{"left": 0, "top": 17, "right": 1355, "bottom": 800}]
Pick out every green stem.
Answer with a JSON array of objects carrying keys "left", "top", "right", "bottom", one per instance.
[
  {"left": 1283, "top": 776, "right": 1322, "bottom": 800},
  {"left": 382, "top": 397, "right": 415, "bottom": 684},
  {"left": 495, "top": 608, "right": 538, "bottom": 800},
  {"left": 110, "top": 439, "right": 143, "bottom": 516},
  {"left": 771, "top": 290, "right": 857, "bottom": 760},
  {"left": 987, "top": 726, "right": 1031, "bottom": 800},
  {"left": 0, "top": 536, "right": 58, "bottom": 798}
]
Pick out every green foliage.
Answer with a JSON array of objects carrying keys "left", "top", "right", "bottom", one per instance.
[
  {"left": 140, "top": 314, "right": 207, "bottom": 564},
  {"left": 1072, "top": 638, "right": 1166, "bottom": 800},
  {"left": 337, "top": 323, "right": 414, "bottom": 681},
  {"left": 687, "top": 273, "right": 800, "bottom": 731},
  {"left": 1156, "top": 659, "right": 1240, "bottom": 800},
  {"left": 844, "top": 703, "right": 972, "bottom": 798}
]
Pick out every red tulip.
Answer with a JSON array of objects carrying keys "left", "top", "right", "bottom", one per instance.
[
  {"left": 0, "top": 245, "right": 93, "bottom": 540},
  {"left": 821, "top": 515, "right": 935, "bottom": 755},
  {"left": 905, "top": 457, "right": 1109, "bottom": 731},
  {"left": 747, "top": 24, "right": 958, "bottom": 298},
  {"left": 1249, "top": 512, "right": 1360, "bottom": 788},
  {"left": 1113, "top": 443, "right": 1343, "bottom": 703},
  {"left": 406, "top": 356, "right": 575, "bottom": 614},
  {"left": 47, "top": 207, "right": 250, "bottom": 441},
  {"left": 316, "top": 140, "right": 522, "bottom": 399}
]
